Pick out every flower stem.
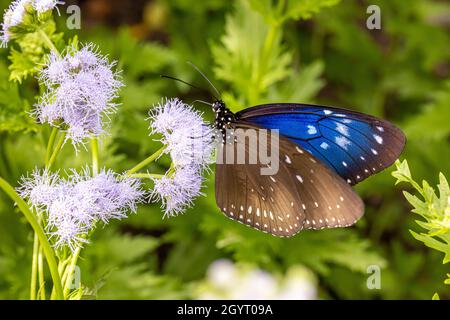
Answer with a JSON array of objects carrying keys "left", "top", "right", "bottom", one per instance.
[
  {"left": 47, "top": 132, "right": 66, "bottom": 170},
  {"left": 38, "top": 246, "right": 46, "bottom": 299},
  {"left": 63, "top": 247, "right": 81, "bottom": 298},
  {"left": 30, "top": 233, "right": 39, "bottom": 300},
  {"left": 46, "top": 127, "right": 58, "bottom": 165},
  {"left": 0, "top": 177, "right": 64, "bottom": 300},
  {"left": 126, "top": 146, "right": 166, "bottom": 175},
  {"left": 127, "top": 173, "right": 165, "bottom": 179},
  {"left": 38, "top": 29, "right": 60, "bottom": 57},
  {"left": 91, "top": 138, "right": 99, "bottom": 176}
]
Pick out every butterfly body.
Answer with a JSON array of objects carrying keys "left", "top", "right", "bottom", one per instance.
[{"left": 213, "top": 101, "right": 406, "bottom": 237}]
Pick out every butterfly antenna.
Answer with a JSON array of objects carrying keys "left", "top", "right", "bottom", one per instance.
[
  {"left": 192, "top": 99, "right": 213, "bottom": 107},
  {"left": 160, "top": 75, "right": 202, "bottom": 91},
  {"left": 187, "top": 61, "right": 221, "bottom": 99}
]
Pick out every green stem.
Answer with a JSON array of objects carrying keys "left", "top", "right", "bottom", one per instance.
[
  {"left": 46, "top": 127, "right": 58, "bottom": 166},
  {"left": 38, "top": 246, "right": 46, "bottom": 300},
  {"left": 50, "top": 257, "right": 70, "bottom": 300},
  {"left": 38, "top": 29, "right": 60, "bottom": 56},
  {"left": 30, "top": 233, "right": 39, "bottom": 300},
  {"left": 91, "top": 138, "right": 99, "bottom": 176},
  {"left": 126, "top": 146, "right": 166, "bottom": 175},
  {"left": 63, "top": 247, "right": 81, "bottom": 298},
  {"left": 127, "top": 173, "right": 165, "bottom": 179},
  {"left": 47, "top": 132, "right": 66, "bottom": 170},
  {"left": 0, "top": 177, "right": 64, "bottom": 300}
]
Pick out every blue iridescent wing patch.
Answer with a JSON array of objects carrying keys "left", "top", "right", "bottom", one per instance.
[{"left": 236, "top": 103, "right": 406, "bottom": 185}]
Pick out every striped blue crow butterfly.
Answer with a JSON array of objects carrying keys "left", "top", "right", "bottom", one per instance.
[{"left": 164, "top": 65, "right": 406, "bottom": 237}]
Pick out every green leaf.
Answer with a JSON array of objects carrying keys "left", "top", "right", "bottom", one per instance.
[
  {"left": 212, "top": 1, "right": 292, "bottom": 107},
  {"left": 7, "top": 12, "right": 64, "bottom": 83},
  {"left": 267, "top": 60, "right": 325, "bottom": 103},
  {"left": 284, "top": 0, "right": 341, "bottom": 21},
  {"left": 0, "top": 61, "right": 36, "bottom": 133}
]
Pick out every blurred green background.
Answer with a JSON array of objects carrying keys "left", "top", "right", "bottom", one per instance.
[{"left": 0, "top": 0, "right": 449, "bottom": 299}]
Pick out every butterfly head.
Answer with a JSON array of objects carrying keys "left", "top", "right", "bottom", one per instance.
[{"left": 213, "top": 100, "right": 235, "bottom": 130}]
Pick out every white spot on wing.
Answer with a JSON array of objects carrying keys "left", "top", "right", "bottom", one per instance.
[
  {"left": 324, "top": 110, "right": 333, "bottom": 115},
  {"left": 320, "top": 142, "right": 329, "bottom": 150},
  {"left": 374, "top": 134, "right": 383, "bottom": 144},
  {"left": 296, "top": 175, "right": 303, "bottom": 183},
  {"left": 336, "top": 123, "right": 349, "bottom": 136},
  {"left": 335, "top": 136, "right": 351, "bottom": 150},
  {"left": 285, "top": 155, "right": 292, "bottom": 164},
  {"left": 307, "top": 125, "right": 317, "bottom": 135}
]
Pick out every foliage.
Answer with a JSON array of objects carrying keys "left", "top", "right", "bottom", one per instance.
[
  {"left": 393, "top": 160, "right": 450, "bottom": 298},
  {"left": 0, "top": 0, "right": 449, "bottom": 300}
]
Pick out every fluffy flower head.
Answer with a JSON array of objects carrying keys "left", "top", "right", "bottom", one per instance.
[
  {"left": 17, "top": 168, "right": 144, "bottom": 251},
  {"left": 35, "top": 44, "right": 123, "bottom": 147},
  {"left": 151, "top": 166, "right": 203, "bottom": 217},
  {"left": 149, "top": 98, "right": 214, "bottom": 168},
  {"left": 1, "top": 0, "right": 63, "bottom": 46}
]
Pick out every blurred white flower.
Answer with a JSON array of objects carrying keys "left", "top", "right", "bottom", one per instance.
[
  {"left": 196, "top": 259, "right": 317, "bottom": 300},
  {"left": 233, "top": 269, "right": 278, "bottom": 300},
  {"left": 207, "top": 259, "right": 238, "bottom": 290},
  {"left": 277, "top": 266, "right": 318, "bottom": 300}
]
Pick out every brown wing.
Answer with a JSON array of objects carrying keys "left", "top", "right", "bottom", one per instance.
[
  {"left": 215, "top": 122, "right": 364, "bottom": 237},
  {"left": 215, "top": 127, "right": 305, "bottom": 237}
]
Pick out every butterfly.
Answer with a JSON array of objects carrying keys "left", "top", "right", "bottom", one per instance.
[
  {"left": 212, "top": 101, "right": 405, "bottom": 237},
  {"left": 162, "top": 66, "right": 405, "bottom": 237}
]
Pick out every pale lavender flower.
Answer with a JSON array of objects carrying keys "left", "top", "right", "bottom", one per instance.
[
  {"left": 148, "top": 98, "right": 214, "bottom": 216},
  {"left": 17, "top": 168, "right": 62, "bottom": 211},
  {"left": 149, "top": 98, "right": 214, "bottom": 168},
  {"left": 0, "top": 0, "right": 31, "bottom": 46},
  {"left": 35, "top": 44, "right": 123, "bottom": 147},
  {"left": 48, "top": 217, "right": 89, "bottom": 252},
  {"left": 151, "top": 165, "right": 204, "bottom": 217},
  {"left": 18, "top": 167, "right": 144, "bottom": 251},
  {"left": 71, "top": 168, "right": 145, "bottom": 223},
  {"left": 0, "top": 0, "right": 63, "bottom": 46},
  {"left": 33, "top": 0, "right": 64, "bottom": 14}
]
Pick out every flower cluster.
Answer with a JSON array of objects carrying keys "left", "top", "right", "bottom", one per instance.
[
  {"left": 148, "top": 98, "right": 214, "bottom": 217},
  {"left": 0, "top": 0, "right": 63, "bottom": 46},
  {"left": 35, "top": 44, "right": 123, "bottom": 147},
  {"left": 18, "top": 168, "right": 144, "bottom": 251},
  {"left": 196, "top": 260, "right": 317, "bottom": 300}
]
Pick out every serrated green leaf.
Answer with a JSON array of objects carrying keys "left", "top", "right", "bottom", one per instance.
[
  {"left": 212, "top": 1, "right": 292, "bottom": 107},
  {"left": 284, "top": 0, "right": 341, "bottom": 21}
]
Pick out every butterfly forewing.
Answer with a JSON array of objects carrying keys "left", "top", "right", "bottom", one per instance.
[
  {"left": 215, "top": 122, "right": 364, "bottom": 236},
  {"left": 237, "top": 103, "right": 406, "bottom": 185}
]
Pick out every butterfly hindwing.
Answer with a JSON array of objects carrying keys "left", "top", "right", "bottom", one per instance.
[
  {"left": 236, "top": 103, "right": 406, "bottom": 185},
  {"left": 215, "top": 122, "right": 364, "bottom": 236}
]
